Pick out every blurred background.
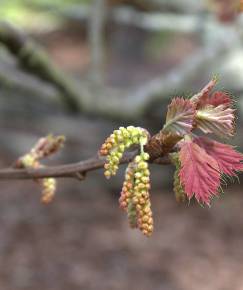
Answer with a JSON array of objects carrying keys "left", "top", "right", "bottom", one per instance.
[{"left": 1, "top": 0, "right": 243, "bottom": 289}]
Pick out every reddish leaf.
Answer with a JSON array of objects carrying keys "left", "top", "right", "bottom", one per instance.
[
  {"left": 194, "top": 137, "right": 243, "bottom": 176},
  {"left": 207, "top": 91, "right": 233, "bottom": 108},
  {"left": 191, "top": 78, "right": 217, "bottom": 108},
  {"left": 196, "top": 91, "right": 233, "bottom": 108},
  {"left": 179, "top": 141, "right": 220, "bottom": 205},
  {"left": 191, "top": 79, "right": 233, "bottom": 110},
  {"left": 163, "top": 97, "right": 195, "bottom": 136},
  {"left": 195, "top": 105, "right": 235, "bottom": 138}
]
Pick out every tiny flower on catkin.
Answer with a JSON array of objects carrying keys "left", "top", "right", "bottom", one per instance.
[{"left": 100, "top": 126, "right": 150, "bottom": 178}]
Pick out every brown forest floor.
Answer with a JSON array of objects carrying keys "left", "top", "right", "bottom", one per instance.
[{"left": 0, "top": 179, "right": 243, "bottom": 290}]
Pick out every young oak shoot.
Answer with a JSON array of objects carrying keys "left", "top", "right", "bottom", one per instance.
[{"left": 100, "top": 79, "right": 243, "bottom": 236}]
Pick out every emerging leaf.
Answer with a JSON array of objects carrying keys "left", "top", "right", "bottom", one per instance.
[
  {"left": 206, "top": 91, "right": 233, "bottom": 108},
  {"left": 190, "top": 78, "right": 233, "bottom": 109},
  {"left": 191, "top": 78, "right": 218, "bottom": 108},
  {"left": 194, "top": 137, "right": 243, "bottom": 176},
  {"left": 163, "top": 97, "right": 195, "bottom": 136},
  {"left": 195, "top": 104, "right": 235, "bottom": 138},
  {"left": 179, "top": 141, "right": 220, "bottom": 205}
]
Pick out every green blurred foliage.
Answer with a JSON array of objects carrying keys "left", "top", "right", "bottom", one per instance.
[{"left": 0, "top": 0, "right": 91, "bottom": 30}]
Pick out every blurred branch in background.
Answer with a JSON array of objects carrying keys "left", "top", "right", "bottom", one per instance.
[
  {"left": 88, "top": 0, "right": 107, "bottom": 84},
  {"left": 110, "top": 9, "right": 202, "bottom": 33},
  {"left": 55, "top": 4, "right": 204, "bottom": 33},
  {"left": 0, "top": 22, "right": 80, "bottom": 112},
  {"left": 0, "top": 2, "right": 243, "bottom": 120},
  {"left": 0, "top": 24, "right": 236, "bottom": 118}
]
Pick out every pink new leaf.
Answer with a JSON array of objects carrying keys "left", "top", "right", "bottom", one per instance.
[
  {"left": 179, "top": 141, "right": 220, "bottom": 205},
  {"left": 194, "top": 137, "right": 243, "bottom": 176},
  {"left": 195, "top": 105, "right": 235, "bottom": 138},
  {"left": 190, "top": 79, "right": 233, "bottom": 109},
  {"left": 207, "top": 91, "right": 233, "bottom": 108},
  {"left": 163, "top": 97, "right": 195, "bottom": 136},
  {"left": 191, "top": 78, "right": 217, "bottom": 108}
]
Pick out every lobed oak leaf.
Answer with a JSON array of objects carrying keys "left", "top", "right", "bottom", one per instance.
[
  {"left": 195, "top": 104, "right": 235, "bottom": 138},
  {"left": 179, "top": 141, "right": 220, "bottom": 205},
  {"left": 163, "top": 97, "right": 195, "bottom": 136},
  {"left": 194, "top": 137, "right": 243, "bottom": 176}
]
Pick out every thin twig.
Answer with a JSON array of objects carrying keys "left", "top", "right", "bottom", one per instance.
[{"left": 0, "top": 152, "right": 171, "bottom": 181}]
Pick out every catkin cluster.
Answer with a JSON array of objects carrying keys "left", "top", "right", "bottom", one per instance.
[
  {"left": 99, "top": 126, "right": 149, "bottom": 178},
  {"left": 171, "top": 153, "right": 186, "bottom": 202},
  {"left": 119, "top": 152, "right": 153, "bottom": 237},
  {"left": 16, "top": 135, "right": 65, "bottom": 204},
  {"left": 17, "top": 135, "right": 65, "bottom": 166}
]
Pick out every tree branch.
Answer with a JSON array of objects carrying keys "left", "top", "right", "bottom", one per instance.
[
  {"left": 0, "top": 22, "right": 81, "bottom": 112},
  {"left": 0, "top": 152, "right": 171, "bottom": 181},
  {"left": 111, "top": 8, "right": 202, "bottom": 33},
  {"left": 0, "top": 17, "right": 238, "bottom": 119},
  {"left": 88, "top": 0, "right": 107, "bottom": 84}
]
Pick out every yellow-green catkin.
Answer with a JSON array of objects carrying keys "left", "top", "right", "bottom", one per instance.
[
  {"left": 41, "top": 178, "right": 57, "bottom": 204},
  {"left": 19, "top": 154, "right": 39, "bottom": 168},
  {"left": 99, "top": 126, "right": 149, "bottom": 178},
  {"left": 171, "top": 153, "right": 186, "bottom": 202},
  {"left": 133, "top": 152, "right": 153, "bottom": 237},
  {"left": 119, "top": 162, "right": 138, "bottom": 228},
  {"left": 119, "top": 152, "right": 153, "bottom": 237}
]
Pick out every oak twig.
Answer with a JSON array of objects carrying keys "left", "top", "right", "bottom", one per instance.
[{"left": 0, "top": 152, "right": 171, "bottom": 181}]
